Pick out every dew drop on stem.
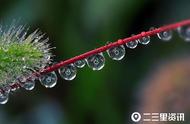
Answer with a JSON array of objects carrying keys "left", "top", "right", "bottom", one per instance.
[
  {"left": 22, "top": 79, "right": 35, "bottom": 91},
  {"left": 157, "top": 30, "right": 172, "bottom": 41},
  {"left": 0, "top": 92, "right": 9, "bottom": 104},
  {"left": 86, "top": 53, "right": 105, "bottom": 71},
  {"left": 177, "top": 26, "right": 190, "bottom": 41},
  {"left": 39, "top": 71, "right": 57, "bottom": 88},
  {"left": 107, "top": 45, "right": 126, "bottom": 60},
  {"left": 58, "top": 64, "right": 77, "bottom": 81},
  {"left": 126, "top": 40, "right": 138, "bottom": 49},
  {"left": 138, "top": 36, "right": 150, "bottom": 45},
  {"left": 74, "top": 60, "right": 86, "bottom": 68}
]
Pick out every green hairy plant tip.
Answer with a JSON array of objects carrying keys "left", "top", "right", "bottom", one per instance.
[{"left": 0, "top": 23, "right": 53, "bottom": 87}]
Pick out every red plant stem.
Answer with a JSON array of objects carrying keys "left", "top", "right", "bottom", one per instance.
[
  {"left": 1, "top": 19, "right": 190, "bottom": 93},
  {"left": 41, "top": 19, "right": 190, "bottom": 74}
]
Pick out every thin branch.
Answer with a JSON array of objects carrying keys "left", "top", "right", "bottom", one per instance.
[{"left": 4, "top": 19, "right": 190, "bottom": 93}]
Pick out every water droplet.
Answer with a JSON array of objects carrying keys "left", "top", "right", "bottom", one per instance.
[
  {"left": 107, "top": 45, "right": 126, "bottom": 60},
  {"left": 44, "top": 54, "right": 51, "bottom": 61},
  {"left": 39, "top": 71, "right": 57, "bottom": 88},
  {"left": 177, "top": 26, "right": 190, "bottom": 41},
  {"left": 138, "top": 36, "right": 150, "bottom": 45},
  {"left": 126, "top": 40, "right": 138, "bottom": 49},
  {"left": 86, "top": 53, "right": 105, "bottom": 71},
  {"left": 157, "top": 30, "right": 172, "bottom": 41},
  {"left": 59, "top": 64, "right": 77, "bottom": 81},
  {"left": 74, "top": 60, "right": 86, "bottom": 68},
  {"left": 22, "top": 80, "right": 35, "bottom": 91},
  {"left": 0, "top": 92, "right": 9, "bottom": 104}
]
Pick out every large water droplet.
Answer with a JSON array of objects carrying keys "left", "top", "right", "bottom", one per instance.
[
  {"left": 39, "top": 71, "right": 57, "bottom": 88},
  {"left": 107, "top": 45, "right": 126, "bottom": 60},
  {"left": 58, "top": 64, "right": 77, "bottom": 81},
  {"left": 157, "top": 30, "right": 172, "bottom": 41},
  {"left": 138, "top": 36, "right": 150, "bottom": 45},
  {"left": 22, "top": 80, "right": 35, "bottom": 91},
  {"left": 126, "top": 40, "right": 138, "bottom": 49},
  {"left": 177, "top": 26, "right": 190, "bottom": 41},
  {"left": 86, "top": 53, "right": 105, "bottom": 71},
  {"left": 0, "top": 92, "right": 9, "bottom": 104},
  {"left": 74, "top": 60, "right": 86, "bottom": 68}
]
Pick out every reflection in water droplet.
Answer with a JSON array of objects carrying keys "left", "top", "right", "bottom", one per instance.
[
  {"left": 126, "top": 40, "right": 138, "bottom": 49},
  {"left": 177, "top": 26, "right": 190, "bottom": 41},
  {"left": 74, "top": 60, "right": 86, "bottom": 68},
  {"left": 157, "top": 30, "right": 172, "bottom": 41},
  {"left": 107, "top": 45, "right": 126, "bottom": 60},
  {"left": 22, "top": 80, "right": 35, "bottom": 91},
  {"left": 0, "top": 92, "right": 9, "bottom": 104},
  {"left": 86, "top": 53, "right": 105, "bottom": 71},
  {"left": 39, "top": 71, "right": 57, "bottom": 88},
  {"left": 58, "top": 64, "right": 77, "bottom": 81},
  {"left": 138, "top": 36, "right": 150, "bottom": 45}
]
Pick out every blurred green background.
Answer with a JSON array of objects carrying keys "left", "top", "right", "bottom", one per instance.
[{"left": 0, "top": 0, "right": 190, "bottom": 124}]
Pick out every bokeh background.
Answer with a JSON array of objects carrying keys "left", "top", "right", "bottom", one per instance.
[{"left": 0, "top": 0, "right": 190, "bottom": 124}]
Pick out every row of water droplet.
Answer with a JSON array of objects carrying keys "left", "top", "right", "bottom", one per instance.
[{"left": 1, "top": 26, "right": 190, "bottom": 104}]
